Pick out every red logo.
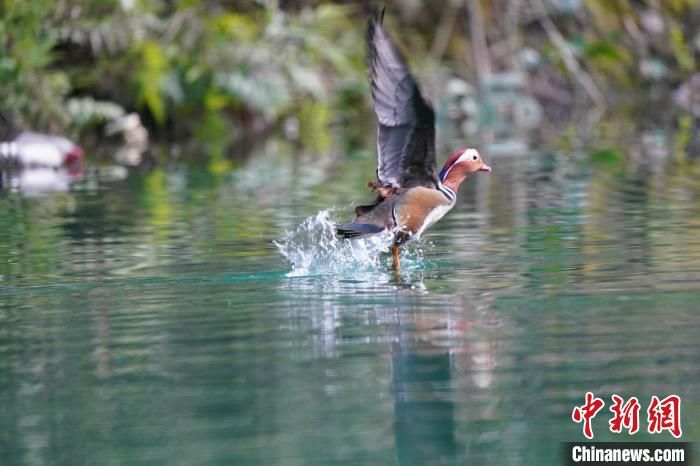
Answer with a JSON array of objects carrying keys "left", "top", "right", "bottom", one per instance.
[
  {"left": 572, "top": 392, "right": 605, "bottom": 439},
  {"left": 609, "top": 394, "right": 641, "bottom": 435},
  {"left": 647, "top": 395, "right": 682, "bottom": 438},
  {"left": 572, "top": 393, "right": 682, "bottom": 439}
]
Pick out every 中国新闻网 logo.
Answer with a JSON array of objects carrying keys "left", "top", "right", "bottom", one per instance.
[{"left": 571, "top": 392, "right": 681, "bottom": 439}]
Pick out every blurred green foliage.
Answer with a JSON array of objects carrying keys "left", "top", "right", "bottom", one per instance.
[
  {"left": 1, "top": 0, "right": 699, "bottom": 152},
  {"left": 561, "top": 0, "right": 698, "bottom": 87},
  {"left": 0, "top": 0, "right": 367, "bottom": 148},
  {"left": 0, "top": 0, "right": 70, "bottom": 131}
]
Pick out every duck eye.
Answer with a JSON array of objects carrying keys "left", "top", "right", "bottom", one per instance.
[{"left": 472, "top": 154, "right": 478, "bottom": 161}]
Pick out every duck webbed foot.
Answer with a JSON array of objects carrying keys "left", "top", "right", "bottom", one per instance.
[{"left": 392, "top": 244, "right": 400, "bottom": 270}]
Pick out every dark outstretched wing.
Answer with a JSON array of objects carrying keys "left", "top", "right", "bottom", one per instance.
[{"left": 368, "top": 15, "right": 438, "bottom": 189}]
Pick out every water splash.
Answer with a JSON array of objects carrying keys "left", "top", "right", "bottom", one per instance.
[{"left": 275, "top": 209, "right": 423, "bottom": 277}]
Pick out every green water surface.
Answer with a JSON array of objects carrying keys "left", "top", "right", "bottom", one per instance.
[{"left": 1, "top": 133, "right": 699, "bottom": 465}]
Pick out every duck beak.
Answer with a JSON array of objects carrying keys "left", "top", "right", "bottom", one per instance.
[
  {"left": 479, "top": 162, "right": 492, "bottom": 172},
  {"left": 64, "top": 146, "right": 85, "bottom": 177},
  {"left": 65, "top": 145, "right": 84, "bottom": 165}
]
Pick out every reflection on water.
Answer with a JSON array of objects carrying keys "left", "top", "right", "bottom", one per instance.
[{"left": 1, "top": 121, "right": 700, "bottom": 464}]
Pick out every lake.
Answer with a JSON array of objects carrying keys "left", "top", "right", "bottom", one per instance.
[{"left": 1, "top": 115, "right": 699, "bottom": 464}]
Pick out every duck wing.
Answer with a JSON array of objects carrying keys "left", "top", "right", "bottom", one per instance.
[{"left": 369, "top": 16, "right": 438, "bottom": 190}]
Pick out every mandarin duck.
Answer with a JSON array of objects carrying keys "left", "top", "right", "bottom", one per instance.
[
  {"left": 1, "top": 109, "right": 83, "bottom": 170},
  {"left": 336, "top": 13, "right": 491, "bottom": 270},
  {"left": 0, "top": 131, "right": 84, "bottom": 170}
]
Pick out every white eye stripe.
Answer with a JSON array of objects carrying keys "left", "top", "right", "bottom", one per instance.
[
  {"left": 442, "top": 148, "right": 481, "bottom": 180},
  {"left": 457, "top": 148, "right": 480, "bottom": 164}
]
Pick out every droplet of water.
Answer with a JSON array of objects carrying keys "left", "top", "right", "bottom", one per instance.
[{"left": 274, "top": 209, "right": 423, "bottom": 277}]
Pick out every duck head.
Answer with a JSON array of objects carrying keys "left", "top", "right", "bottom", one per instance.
[
  {"left": 49, "top": 135, "right": 85, "bottom": 176},
  {"left": 52, "top": 136, "right": 84, "bottom": 166},
  {"left": 439, "top": 148, "right": 491, "bottom": 191},
  {"left": 63, "top": 144, "right": 84, "bottom": 168}
]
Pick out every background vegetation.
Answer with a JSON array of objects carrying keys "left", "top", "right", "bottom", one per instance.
[{"left": 1, "top": 0, "right": 699, "bottom": 154}]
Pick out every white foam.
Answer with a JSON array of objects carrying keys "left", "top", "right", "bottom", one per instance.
[{"left": 274, "top": 209, "right": 424, "bottom": 277}]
